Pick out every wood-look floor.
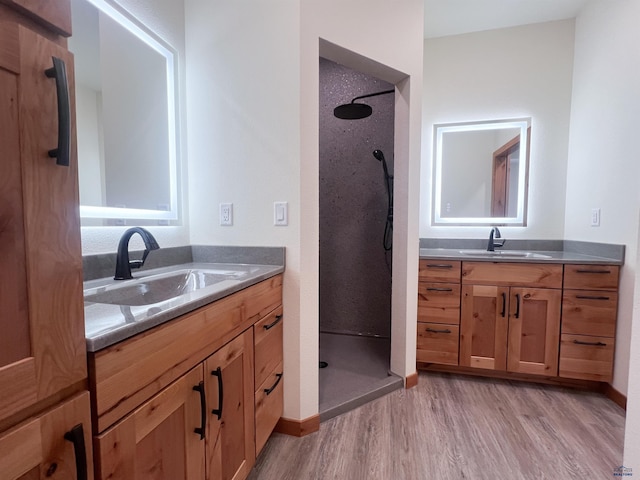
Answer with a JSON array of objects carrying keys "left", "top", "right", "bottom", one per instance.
[{"left": 248, "top": 372, "right": 625, "bottom": 480}]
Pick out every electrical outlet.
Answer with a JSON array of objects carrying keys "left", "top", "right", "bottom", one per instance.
[
  {"left": 220, "top": 203, "right": 233, "bottom": 226},
  {"left": 591, "top": 208, "right": 601, "bottom": 227}
]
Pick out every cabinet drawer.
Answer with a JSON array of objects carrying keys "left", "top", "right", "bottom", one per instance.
[
  {"left": 416, "top": 322, "right": 459, "bottom": 366},
  {"left": 559, "top": 334, "right": 614, "bottom": 382},
  {"left": 419, "top": 260, "right": 461, "bottom": 283},
  {"left": 563, "top": 265, "right": 619, "bottom": 290},
  {"left": 255, "top": 363, "right": 283, "bottom": 455},
  {"left": 254, "top": 306, "right": 283, "bottom": 388},
  {"left": 418, "top": 282, "right": 460, "bottom": 325},
  {"left": 462, "top": 262, "right": 563, "bottom": 288},
  {"left": 562, "top": 290, "right": 617, "bottom": 337}
]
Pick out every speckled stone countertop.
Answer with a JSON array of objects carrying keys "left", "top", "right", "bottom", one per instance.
[
  {"left": 84, "top": 262, "right": 284, "bottom": 352},
  {"left": 419, "top": 239, "right": 625, "bottom": 265}
]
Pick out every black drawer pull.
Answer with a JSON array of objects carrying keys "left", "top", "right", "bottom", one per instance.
[
  {"left": 501, "top": 292, "right": 506, "bottom": 318},
  {"left": 264, "top": 314, "right": 283, "bottom": 330},
  {"left": 45, "top": 57, "right": 71, "bottom": 167},
  {"left": 426, "top": 264, "right": 453, "bottom": 269},
  {"left": 192, "top": 381, "right": 206, "bottom": 440},
  {"left": 64, "top": 424, "right": 88, "bottom": 480},
  {"left": 575, "top": 295, "right": 610, "bottom": 301},
  {"left": 426, "top": 287, "right": 453, "bottom": 292},
  {"left": 211, "top": 367, "right": 223, "bottom": 420},
  {"left": 514, "top": 294, "right": 520, "bottom": 319},
  {"left": 573, "top": 339, "right": 607, "bottom": 347},
  {"left": 426, "top": 327, "right": 452, "bottom": 334},
  {"left": 264, "top": 373, "right": 283, "bottom": 395},
  {"left": 575, "top": 269, "right": 611, "bottom": 274}
]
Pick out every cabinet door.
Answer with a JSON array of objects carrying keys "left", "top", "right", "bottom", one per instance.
[
  {"left": 0, "top": 24, "right": 85, "bottom": 423},
  {"left": 205, "top": 329, "right": 255, "bottom": 480},
  {"left": 94, "top": 367, "right": 206, "bottom": 480},
  {"left": 460, "top": 285, "right": 509, "bottom": 370},
  {"left": 507, "top": 288, "right": 561, "bottom": 376},
  {"left": 0, "top": 392, "right": 93, "bottom": 479}
]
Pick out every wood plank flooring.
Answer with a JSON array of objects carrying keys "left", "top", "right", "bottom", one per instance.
[{"left": 248, "top": 372, "right": 625, "bottom": 480}]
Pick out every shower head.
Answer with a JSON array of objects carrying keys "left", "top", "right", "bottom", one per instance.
[{"left": 333, "top": 89, "right": 394, "bottom": 120}]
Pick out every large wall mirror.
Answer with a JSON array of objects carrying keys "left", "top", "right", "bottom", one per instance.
[
  {"left": 432, "top": 118, "right": 531, "bottom": 226},
  {"left": 69, "top": 0, "right": 179, "bottom": 224}
]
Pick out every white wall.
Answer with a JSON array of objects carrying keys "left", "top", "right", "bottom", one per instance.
[
  {"left": 186, "top": 0, "right": 423, "bottom": 421},
  {"left": 561, "top": 0, "right": 640, "bottom": 466},
  {"left": 80, "top": 0, "right": 189, "bottom": 254},
  {"left": 421, "top": 20, "right": 575, "bottom": 239}
]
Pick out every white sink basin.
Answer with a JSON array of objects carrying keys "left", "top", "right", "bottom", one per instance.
[
  {"left": 84, "top": 268, "right": 247, "bottom": 306},
  {"left": 459, "top": 249, "right": 552, "bottom": 259}
]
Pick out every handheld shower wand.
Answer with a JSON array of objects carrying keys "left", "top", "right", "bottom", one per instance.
[{"left": 372, "top": 150, "right": 394, "bottom": 252}]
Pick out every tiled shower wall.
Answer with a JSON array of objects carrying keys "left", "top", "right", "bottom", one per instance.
[{"left": 319, "top": 58, "right": 394, "bottom": 338}]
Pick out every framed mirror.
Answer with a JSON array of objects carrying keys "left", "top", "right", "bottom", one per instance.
[
  {"left": 432, "top": 118, "right": 531, "bottom": 226},
  {"left": 69, "top": 0, "right": 179, "bottom": 224}
]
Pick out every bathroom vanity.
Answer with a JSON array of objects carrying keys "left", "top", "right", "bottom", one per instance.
[
  {"left": 84, "top": 263, "right": 284, "bottom": 480},
  {"left": 417, "top": 245, "right": 622, "bottom": 387}
]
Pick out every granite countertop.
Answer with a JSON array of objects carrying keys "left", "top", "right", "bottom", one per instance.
[
  {"left": 419, "top": 248, "right": 623, "bottom": 265},
  {"left": 84, "top": 262, "right": 284, "bottom": 352}
]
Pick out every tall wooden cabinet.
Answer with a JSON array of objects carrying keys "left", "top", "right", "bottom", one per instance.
[{"left": 0, "top": 2, "right": 92, "bottom": 478}]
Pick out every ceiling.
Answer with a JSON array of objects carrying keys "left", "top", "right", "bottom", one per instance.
[{"left": 424, "top": 0, "right": 590, "bottom": 38}]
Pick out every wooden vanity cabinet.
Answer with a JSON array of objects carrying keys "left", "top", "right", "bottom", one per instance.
[
  {"left": 460, "top": 263, "right": 562, "bottom": 376},
  {"left": 90, "top": 276, "right": 283, "bottom": 480},
  {"left": 416, "top": 260, "right": 461, "bottom": 366},
  {"left": 559, "top": 265, "right": 619, "bottom": 382}
]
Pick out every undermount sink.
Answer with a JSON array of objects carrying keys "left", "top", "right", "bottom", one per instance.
[
  {"left": 84, "top": 268, "right": 246, "bottom": 306},
  {"left": 458, "top": 249, "right": 552, "bottom": 259}
]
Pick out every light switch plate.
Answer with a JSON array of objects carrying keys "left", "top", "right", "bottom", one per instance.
[
  {"left": 591, "top": 208, "right": 600, "bottom": 227},
  {"left": 274, "top": 202, "right": 288, "bottom": 226}
]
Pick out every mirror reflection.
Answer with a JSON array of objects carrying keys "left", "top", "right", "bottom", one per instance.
[
  {"left": 69, "top": 0, "right": 178, "bottom": 223},
  {"left": 433, "top": 119, "right": 531, "bottom": 226}
]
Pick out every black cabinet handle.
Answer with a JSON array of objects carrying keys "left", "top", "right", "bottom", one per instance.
[
  {"left": 576, "top": 269, "right": 611, "bottom": 274},
  {"left": 514, "top": 294, "right": 520, "bottom": 319},
  {"left": 573, "top": 339, "right": 607, "bottom": 347},
  {"left": 64, "top": 424, "right": 87, "bottom": 480},
  {"left": 426, "top": 287, "right": 453, "bottom": 292},
  {"left": 192, "top": 381, "right": 206, "bottom": 440},
  {"left": 264, "top": 314, "right": 283, "bottom": 330},
  {"left": 426, "top": 327, "right": 452, "bottom": 334},
  {"left": 264, "top": 373, "right": 283, "bottom": 396},
  {"left": 426, "top": 264, "right": 453, "bottom": 269},
  {"left": 44, "top": 57, "right": 70, "bottom": 167},
  {"left": 211, "top": 367, "right": 223, "bottom": 420},
  {"left": 501, "top": 292, "right": 506, "bottom": 318},
  {"left": 575, "top": 295, "right": 610, "bottom": 301}
]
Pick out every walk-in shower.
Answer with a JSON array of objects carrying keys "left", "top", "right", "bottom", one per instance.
[{"left": 319, "top": 58, "right": 401, "bottom": 421}]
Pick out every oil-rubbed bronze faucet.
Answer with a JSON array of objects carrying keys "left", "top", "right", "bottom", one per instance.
[
  {"left": 114, "top": 227, "right": 160, "bottom": 280},
  {"left": 487, "top": 227, "right": 505, "bottom": 252}
]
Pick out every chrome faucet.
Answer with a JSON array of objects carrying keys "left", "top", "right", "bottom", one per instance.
[
  {"left": 114, "top": 227, "right": 160, "bottom": 280},
  {"left": 487, "top": 227, "right": 505, "bottom": 252}
]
